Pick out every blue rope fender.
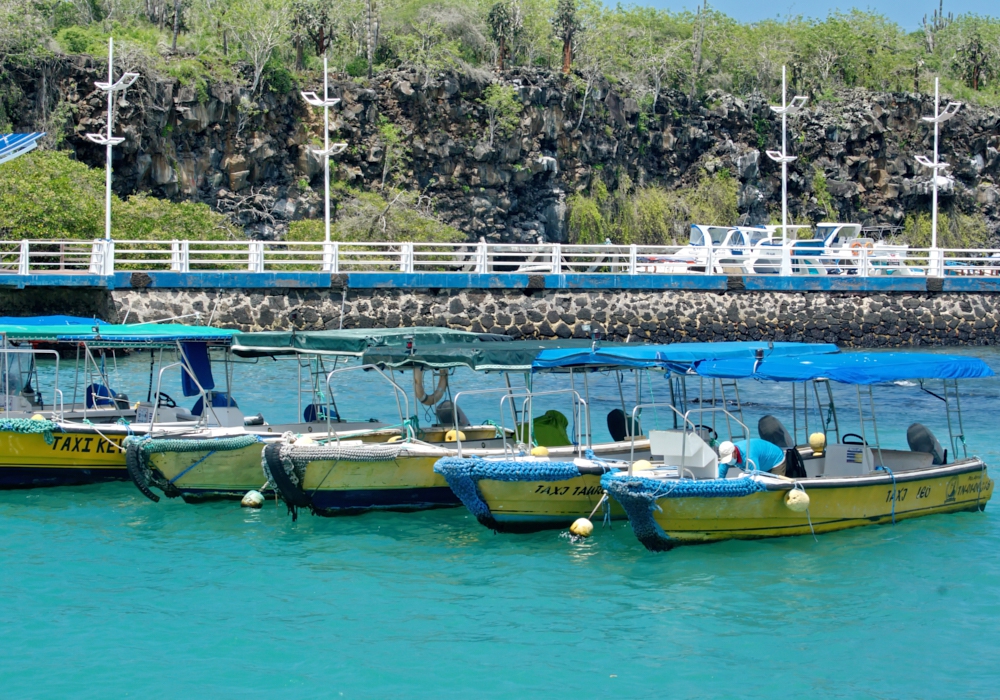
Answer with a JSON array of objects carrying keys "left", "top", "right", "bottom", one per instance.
[
  {"left": 434, "top": 457, "right": 582, "bottom": 531},
  {"left": 601, "top": 473, "right": 767, "bottom": 552}
]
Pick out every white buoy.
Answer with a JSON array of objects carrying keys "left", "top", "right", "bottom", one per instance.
[
  {"left": 241, "top": 490, "right": 265, "bottom": 508},
  {"left": 632, "top": 459, "right": 653, "bottom": 471},
  {"left": 570, "top": 518, "right": 594, "bottom": 537},
  {"left": 785, "top": 489, "right": 810, "bottom": 512}
]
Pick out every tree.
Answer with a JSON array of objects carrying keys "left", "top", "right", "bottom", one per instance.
[
  {"left": 952, "top": 17, "right": 1000, "bottom": 90},
  {"left": 481, "top": 84, "right": 522, "bottom": 146},
  {"left": 552, "top": 0, "right": 578, "bottom": 74},
  {"left": 377, "top": 116, "right": 406, "bottom": 189},
  {"left": 487, "top": 0, "right": 522, "bottom": 71},
  {"left": 291, "top": 0, "right": 339, "bottom": 68},
  {"left": 227, "top": 0, "right": 291, "bottom": 93}
]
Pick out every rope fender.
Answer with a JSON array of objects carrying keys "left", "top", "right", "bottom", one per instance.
[
  {"left": 123, "top": 434, "right": 261, "bottom": 503},
  {"left": 261, "top": 442, "right": 312, "bottom": 520},
  {"left": 601, "top": 474, "right": 767, "bottom": 552},
  {"left": 434, "top": 457, "right": 582, "bottom": 531},
  {"left": 0, "top": 418, "right": 60, "bottom": 445}
]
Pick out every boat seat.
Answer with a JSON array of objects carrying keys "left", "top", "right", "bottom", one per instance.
[
  {"left": 86, "top": 383, "right": 129, "bottom": 409},
  {"left": 907, "top": 423, "right": 946, "bottom": 465},
  {"left": 304, "top": 403, "right": 338, "bottom": 423},
  {"left": 518, "top": 410, "right": 572, "bottom": 447},
  {"left": 607, "top": 409, "right": 640, "bottom": 442},
  {"left": 759, "top": 415, "right": 794, "bottom": 449}
]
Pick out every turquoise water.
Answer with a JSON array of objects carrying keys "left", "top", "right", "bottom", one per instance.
[{"left": 2, "top": 348, "right": 1000, "bottom": 698}]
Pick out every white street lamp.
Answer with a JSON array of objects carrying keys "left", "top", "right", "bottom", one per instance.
[
  {"left": 916, "top": 77, "right": 961, "bottom": 276},
  {"left": 301, "top": 55, "right": 347, "bottom": 271},
  {"left": 766, "top": 65, "right": 808, "bottom": 276},
  {"left": 84, "top": 37, "right": 139, "bottom": 254}
]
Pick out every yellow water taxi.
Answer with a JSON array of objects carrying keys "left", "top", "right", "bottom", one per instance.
[{"left": 601, "top": 351, "right": 994, "bottom": 550}]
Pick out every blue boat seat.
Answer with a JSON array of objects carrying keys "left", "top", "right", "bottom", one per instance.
[
  {"left": 304, "top": 403, "right": 338, "bottom": 422},
  {"left": 86, "top": 383, "right": 128, "bottom": 409}
]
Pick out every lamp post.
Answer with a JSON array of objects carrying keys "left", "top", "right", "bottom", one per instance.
[
  {"left": 84, "top": 38, "right": 139, "bottom": 266},
  {"left": 766, "top": 65, "right": 808, "bottom": 276},
  {"left": 301, "top": 55, "right": 347, "bottom": 271},
  {"left": 915, "top": 77, "right": 961, "bottom": 277}
]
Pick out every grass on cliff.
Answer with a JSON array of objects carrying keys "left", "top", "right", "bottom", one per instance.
[
  {"left": 568, "top": 170, "right": 739, "bottom": 246},
  {"left": 0, "top": 150, "right": 239, "bottom": 240}
]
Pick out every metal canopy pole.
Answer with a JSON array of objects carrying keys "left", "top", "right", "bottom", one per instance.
[
  {"left": 301, "top": 55, "right": 348, "bottom": 270},
  {"left": 84, "top": 38, "right": 139, "bottom": 256},
  {"left": 766, "top": 65, "right": 808, "bottom": 277},
  {"left": 915, "top": 77, "right": 961, "bottom": 277}
]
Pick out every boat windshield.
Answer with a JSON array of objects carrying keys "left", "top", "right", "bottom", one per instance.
[
  {"left": 743, "top": 229, "right": 769, "bottom": 245},
  {"left": 813, "top": 225, "right": 836, "bottom": 241},
  {"left": 689, "top": 226, "right": 731, "bottom": 246}
]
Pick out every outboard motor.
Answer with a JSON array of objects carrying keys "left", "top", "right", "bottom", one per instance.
[
  {"left": 436, "top": 400, "right": 470, "bottom": 427},
  {"left": 759, "top": 415, "right": 794, "bottom": 449},
  {"left": 907, "top": 423, "right": 946, "bottom": 465}
]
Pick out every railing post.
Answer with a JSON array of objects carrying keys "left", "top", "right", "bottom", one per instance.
[
  {"left": 551, "top": 243, "right": 561, "bottom": 274},
  {"left": 248, "top": 241, "right": 264, "bottom": 272},
  {"left": 629, "top": 244, "right": 637, "bottom": 275},
  {"left": 88, "top": 240, "right": 102, "bottom": 274},
  {"left": 931, "top": 248, "right": 945, "bottom": 278},
  {"left": 171, "top": 240, "right": 181, "bottom": 272},
  {"left": 400, "top": 243, "right": 414, "bottom": 273},
  {"left": 18, "top": 240, "right": 29, "bottom": 275},
  {"left": 181, "top": 240, "right": 190, "bottom": 272},
  {"left": 704, "top": 242, "right": 713, "bottom": 275},
  {"left": 103, "top": 239, "right": 115, "bottom": 276},
  {"left": 322, "top": 241, "right": 336, "bottom": 272},
  {"left": 476, "top": 241, "right": 488, "bottom": 273},
  {"left": 859, "top": 247, "right": 869, "bottom": 278}
]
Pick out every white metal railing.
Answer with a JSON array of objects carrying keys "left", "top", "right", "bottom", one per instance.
[{"left": 3, "top": 239, "right": 1000, "bottom": 278}]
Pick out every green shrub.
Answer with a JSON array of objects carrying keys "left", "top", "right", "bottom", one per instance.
[
  {"left": 902, "top": 210, "right": 991, "bottom": 249},
  {"left": 345, "top": 55, "right": 368, "bottom": 78}
]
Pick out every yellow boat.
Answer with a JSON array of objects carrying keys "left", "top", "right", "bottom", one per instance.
[
  {"left": 604, "top": 456, "right": 991, "bottom": 550},
  {"left": 0, "top": 421, "right": 128, "bottom": 488},
  {"left": 602, "top": 350, "right": 995, "bottom": 551}
]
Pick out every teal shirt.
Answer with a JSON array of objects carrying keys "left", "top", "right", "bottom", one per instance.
[{"left": 719, "top": 439, "right": 786, "bottom": 476}]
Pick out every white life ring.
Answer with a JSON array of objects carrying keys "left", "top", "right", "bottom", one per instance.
[{"left": 413, "top": 366, "right": 448, "bottom": 406}]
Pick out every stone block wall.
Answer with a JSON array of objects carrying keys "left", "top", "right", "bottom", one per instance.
[{"left": 110, "top": 287, "right": 1000, "bottom": 347}]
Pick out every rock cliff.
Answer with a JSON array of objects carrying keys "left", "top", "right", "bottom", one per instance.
[{"left": 8, "top": 57, "right": 1000, "bottom": 242}]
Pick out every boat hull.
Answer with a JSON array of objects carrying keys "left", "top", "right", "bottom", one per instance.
[
  {"left": 476, "top": 474, "right": 627, "bottom": 532},
  {"left": 0, "top": 429, "right": 127, "bottom": 488},
  {"left": 606, "top": 459, "right": 993, "bottom": 550},
  {"left": 146, "top": 442, "right": 271, "bottom": 502}
]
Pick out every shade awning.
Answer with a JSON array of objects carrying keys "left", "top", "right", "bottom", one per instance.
[
  {"left": 0, "top": 133, "right": 45, "bottom": 165},
  {"left": 694, "top": 352, "right": 995, "bottom": 384},
  {"left": 231, "top": 327, "right": 499, "bottom": 357},
  {"left": 364, "top": 340, "right": 597, "bottom": 371},
  {"left": 0, "top": 322, "right": 235, "bottom": 347}
]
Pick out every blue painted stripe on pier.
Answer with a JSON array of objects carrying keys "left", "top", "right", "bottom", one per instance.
[
  {"left": 941, "top": 277, "right": 1000, "bottom": 292},
  {"left": 742, "top": 276, "right": 928, "bottom": 292},
  {"left": 112, "top": 271, "right": 333, "bottom": 288},
  {"left": 0, "top": 274, "right": 109, "bottom": 289}
]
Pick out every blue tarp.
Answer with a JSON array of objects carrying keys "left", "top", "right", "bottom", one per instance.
[
  {"left": 0, "top": 133, "right": 45, "bottom": 165},
  {"left": 531, "top": 341, "right": 840, "bottom": 372},
  {"left": 694, "top": 352, "right": 995, "bottom": 385},
  {"left": 179, "top": 342, "right": 216, "bottom": 396}
]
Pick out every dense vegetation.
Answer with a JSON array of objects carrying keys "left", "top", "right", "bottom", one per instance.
[{"left": 2, "top": 0, "right": 999, "bottom": 110}]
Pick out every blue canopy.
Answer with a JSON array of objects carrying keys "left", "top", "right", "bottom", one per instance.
[
  {"left": 694, "top": 352, "right": 995, "bottom": 385},
  {"left": 0, "top": 133, "right": 44, "bottom": 165},
  {"left": 531, "top": 341, "right": 840, "bottom": 372}
]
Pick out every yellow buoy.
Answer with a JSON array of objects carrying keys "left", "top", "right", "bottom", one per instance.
[
  {"left": 445, "top": 429, "right": 466, "bottom": 442},
  {"left": 632, "top": 459, "right": 653, "bottom": 471},
  {"left": 241, "top": 490, "right": 265, "bottom": 508},
  {"left": 30, "top": 413, "right": 46, "bottom": 421},
  {"left": 570, "top": 518, "right": 594, "bottom": 537},
  {"left": 530, "top": 446, "right": 549, "bottom": 457},
  {"left": 785, "top": 489, "right": 810, "bottom": 512},
  {"left": 809, "top": 432, "right": 827, "bottom": 456}
]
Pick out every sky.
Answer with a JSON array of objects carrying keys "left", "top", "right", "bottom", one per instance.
[{"left": 640, "top": 1, "right": 993, "bottom": 30}]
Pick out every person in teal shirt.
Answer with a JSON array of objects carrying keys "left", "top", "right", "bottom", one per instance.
[{"left": 717, "top": 439, "right": 786, "bottom": 478}]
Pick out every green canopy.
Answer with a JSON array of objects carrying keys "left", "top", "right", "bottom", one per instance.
[
  {"left": 363, "top": 340, "right": 601, "bottom": 371},
  {"left": 0, "top": 322, "right": 235, "bottom": 348},
  {"left": 231, "top": 327, "right": 496, "bottom": 357}
]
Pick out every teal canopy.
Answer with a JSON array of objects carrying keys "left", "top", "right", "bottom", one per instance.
[
  {"left": 0, "top": 322, "right": 235, "bottom": 347},
  {"left": 694, "top": 352, "right": 995, "bottom": 385},
  {"left": 364, "top": 340, "right": 597, "bottom": 371},
  {"left": 231, "top": 327, "right": 498, "bottom": 357}
]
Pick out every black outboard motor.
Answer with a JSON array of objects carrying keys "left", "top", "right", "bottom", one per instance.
[
  {"left": 907, "top": 423, "right": 946, "bottom": 465},
  {"left": 436, "top": 400, "right": 470, "bottom": 427},
  {"left": 759, "top": 415, "right": 794, "bottom": 449}
]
